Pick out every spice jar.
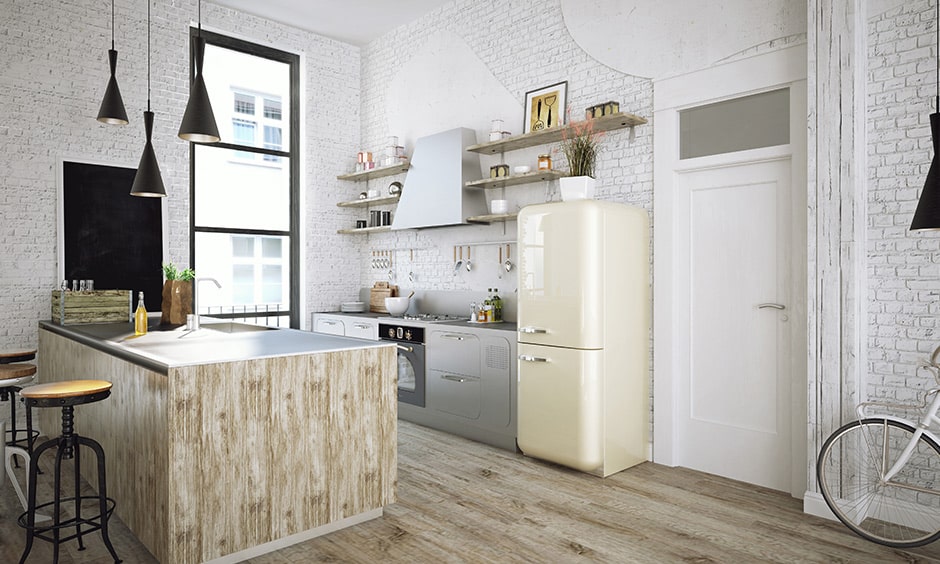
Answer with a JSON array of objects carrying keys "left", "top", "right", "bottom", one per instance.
[{"left": 538, "top": 154, "right": 552, "bottom": 170}]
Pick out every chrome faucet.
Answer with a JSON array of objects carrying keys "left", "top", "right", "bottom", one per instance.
[{"left": 192, "top": 277, "right": 221, "bottom": 330}]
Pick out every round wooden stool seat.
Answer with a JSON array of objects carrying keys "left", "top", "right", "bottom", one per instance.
[
  {"left": 20, "top": 379, "right": 111, "bottom": 400},
  {"left": 0, "top": 363, "right": 37, "bottom": 384},
  {"left": 0, "top": 349, "right": 36, "bottom": 364}
]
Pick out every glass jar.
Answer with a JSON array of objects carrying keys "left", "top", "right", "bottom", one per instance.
[{"left": 538, "top": 154, "right": 552, "bottom": 170}]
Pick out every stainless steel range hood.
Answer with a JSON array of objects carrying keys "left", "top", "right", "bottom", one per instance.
[{"left": 391, "top": 127, "right": 487, "bottom": 230}]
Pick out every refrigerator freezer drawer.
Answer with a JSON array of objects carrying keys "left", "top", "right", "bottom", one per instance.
[{"left": 517, "top": 343, "right": 604, "bottom": 472}]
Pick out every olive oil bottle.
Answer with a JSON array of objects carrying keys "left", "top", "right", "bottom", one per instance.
[{"left": 134, "top": 291, "right": 148, "bottom": 335}]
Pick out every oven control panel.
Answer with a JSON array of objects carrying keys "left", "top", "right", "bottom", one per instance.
[{"left": 379, "top": 323, "right": 425, "bottom": 344}]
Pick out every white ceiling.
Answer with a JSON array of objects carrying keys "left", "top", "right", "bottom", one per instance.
[{"left": 210, "top": 0, "right": 455, "bottom": 46}]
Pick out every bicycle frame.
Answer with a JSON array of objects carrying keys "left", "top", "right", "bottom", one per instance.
[{"left": 855, "top": 387, "right": 940, "bottom": 487}]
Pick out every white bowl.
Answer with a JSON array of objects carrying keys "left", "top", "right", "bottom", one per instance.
[
  {"left": 513, "top": 165, "right": 531, "bottom": 174},
  {"left": 385, "top": 297, "right": 410, "bottom": 316},
  {"left": 490, "top": 199, "right": 509, "bottom": 214}
]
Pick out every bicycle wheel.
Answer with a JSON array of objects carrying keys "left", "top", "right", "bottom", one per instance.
[{"left": 818, "top": 418, "right": 940, "bottom": 547}]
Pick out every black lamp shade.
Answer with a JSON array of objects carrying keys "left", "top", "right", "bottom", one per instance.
[
  {"left": 178, "top": 37, "right": 220, "bottom": 143},
  {"left": 97, "top": 49, "right": 128, "bottom": 125},
  {"left": 911, "top": 113, "right": 940, "bottom": 230},
  {"left": 131, "top": 111, "right": 167, "bottom": 198}
]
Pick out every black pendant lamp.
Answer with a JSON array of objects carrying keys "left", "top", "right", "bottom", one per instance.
[
  {"left": 911, "top": 0, "right": 940, "bottom": 230},
  {"left": 178, "top": 0, "right": 220, "bottom": 143},
  {"left": 96, "top": 0, "right": 128, "bottom": 125},
  {"left": 130, "top": 1, "right": 167, "bottom": 198}
]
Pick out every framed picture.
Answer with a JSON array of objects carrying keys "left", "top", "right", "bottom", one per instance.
[{"left": 523, "top": 81, "right": 567, "bottom": 134}]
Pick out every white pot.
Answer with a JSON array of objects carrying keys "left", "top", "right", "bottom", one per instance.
[{"left": 559, "top": 176, "right": 596, "bottom": 201}]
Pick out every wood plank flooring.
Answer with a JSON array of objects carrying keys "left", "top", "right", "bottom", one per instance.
[{"left": 3, "top": 421, "right": 940, "bottom": 563}]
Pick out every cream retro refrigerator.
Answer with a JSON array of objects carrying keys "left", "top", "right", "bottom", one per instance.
[{"left": 517, "top": 200, "right": 649, "bottom": 477}]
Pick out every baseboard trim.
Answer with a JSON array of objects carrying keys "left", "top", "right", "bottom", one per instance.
[
  {"left": 204, "top": 508, "right": 384, "bottom": 564},
  {"left": 803, "top": 490, "right": 837, "bottom": 521}
]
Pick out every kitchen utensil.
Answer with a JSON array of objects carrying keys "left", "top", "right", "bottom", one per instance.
[
  {"left": 358, "top": 191, "right": 368, "bottom": 200},
  {"left": 367, "top": 189, "right": 378, "bottom": 198},
  {"left": 388, "top": 181, "right": 402, "bottom": 195},
  {"left": 356, "top": 220, "right": 367, "bottom": 229},
  {"left": 465, "top": 246, "right": 472, "bottom": 271},
  {"left": 384, "top": 296, "right": 410, "bottom": 317},
  {"left": 504, "top": 244, "right": 514, "bottom": 272},
  {"left": 340, "top": 301, "right": 366, "bottom": 313},
  {"left": 381, "top": 211, "right": 391, "bottom": 225},
  {"left": 498, "top": 247, "right": 503, "bottom": 279},
  {"left": 454, "top": 246, "right": 463, "bottom": 275}
]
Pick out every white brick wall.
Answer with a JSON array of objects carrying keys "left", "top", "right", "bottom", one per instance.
[
  {"left": 867, "top": 0, "right": 939, "bottom": 403},
  {"left": 0, "top": 0, "right": 359, "bottom": 348},
  {"left": 354, "top": 0, "right": 653, "bottom": 302}
]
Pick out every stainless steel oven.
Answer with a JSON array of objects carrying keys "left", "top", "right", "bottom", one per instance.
[{"left": 379, "top": 322, "right": 425, "bottom": 407}]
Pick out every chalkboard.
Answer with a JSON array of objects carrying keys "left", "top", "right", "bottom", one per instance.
[{"left": 62, "top": 161, "right": 164, "bottom": 311}]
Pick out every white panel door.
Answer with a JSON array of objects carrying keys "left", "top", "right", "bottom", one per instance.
[
  {"left": 676, "top": 158, "right": 792, "bottom": 491},
  {"left": 517, "top": 202, "right": 605, "bottom": 349}
]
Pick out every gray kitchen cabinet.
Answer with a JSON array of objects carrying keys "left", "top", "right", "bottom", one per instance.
[{"left": 312, "top": 313, "right": 379, "bottom": 340}]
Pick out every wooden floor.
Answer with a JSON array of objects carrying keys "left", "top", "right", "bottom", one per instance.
[{"left": 3, "top": 421, "right": 940, "bottom": 563}]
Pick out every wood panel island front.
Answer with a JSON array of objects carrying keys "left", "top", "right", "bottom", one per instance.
[{"left": 37, "top": 320, "right": 397, "bottom": 563}]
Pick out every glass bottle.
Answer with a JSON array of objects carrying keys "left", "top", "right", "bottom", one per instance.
[
  {"left": 493, "top": 288, "right": 502, "bottom": 322},
  {"left": 134, "top": 291, "right": 148, "bottom": 336}
]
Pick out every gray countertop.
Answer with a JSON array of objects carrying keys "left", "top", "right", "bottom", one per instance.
[{"left": 40, "top": 319, "right": 393, "bottom": 375}]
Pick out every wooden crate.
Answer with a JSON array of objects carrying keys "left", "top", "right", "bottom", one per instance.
[{"left": 51, "top": 290, "right": 132, "bottom": 325}]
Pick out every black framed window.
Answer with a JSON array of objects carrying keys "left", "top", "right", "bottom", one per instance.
[{"left": 189, "top": 29, "right": 300, "bottom": 328}]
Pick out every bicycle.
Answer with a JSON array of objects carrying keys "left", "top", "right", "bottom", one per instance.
[{"left": 817, "top": 345, "right": 940, "bottom": 547}]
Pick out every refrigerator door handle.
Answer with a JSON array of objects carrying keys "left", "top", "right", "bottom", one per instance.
[
  {"left": 440, "top": 334, "right": 465, "bottom": 341},
  {"left": 441, "top": 374, "right": 468, "bottom": 383},
  {"left": 519, "top": 354, "right": 549, "bottom": 363},
  {"left": 519, "top": 326, "right": 548, "bottom": 334}
]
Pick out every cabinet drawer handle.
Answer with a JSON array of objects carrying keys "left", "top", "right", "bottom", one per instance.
[
  {"left": 396, "top": 345, "right": 413, "bottom": 353},
  {"left": 353, "top": 323, "right": 371, "bottom": 329},
  {"left": 757, "top": 303, "right": 786, "bottom": 310},
  {"left": 519, "top": 327, "right": 547, "bottom": 334},
  {"left": 322, "top": 320, "right": 338, "bottom": 325},
  {"left": 441, "top": 334, "right": 465, "bottom": 341},
  {"left": 441, "top": 374, "right": 467, "bottom": 383},
  {"left": 519, "top": 354, "right": 549, "bottom": 363}
]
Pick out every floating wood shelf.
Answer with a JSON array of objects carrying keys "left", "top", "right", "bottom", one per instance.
[
  {"left": 336, "top": 226, "right": 392, "bottom": 235},
  {"left": 466, "top": 213, "right": 519, "bottom": 224},
  {"left": 466, "top": 170, "right": 566, "bottom": 189},
  {"left": 336, "top": 194, "right": 401, "bottom": 208},
  {"left": 336, "top": 160, "right": 410, "bottom": 181},
  {"left": 466, "top": 112, "right": 647, "bottom": 155}
]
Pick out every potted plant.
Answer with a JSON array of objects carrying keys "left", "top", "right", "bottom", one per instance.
[
  {"left": 160, "top": 262, "right": 195, "bottom": 325},
  {"left": 558, "top": 114, "right": 602, "bottom": 201}
]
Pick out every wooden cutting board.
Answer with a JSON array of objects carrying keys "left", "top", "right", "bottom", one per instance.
[{"left": 370, "top": 282, "right": 398, "bottom": 313}]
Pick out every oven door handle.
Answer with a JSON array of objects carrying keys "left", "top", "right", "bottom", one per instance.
[
  {"left": 440, "top": 334, "right": 465, "bottom": 341},
  {"left": 396, "top": 344, "right": 414, "bottom": 353}
]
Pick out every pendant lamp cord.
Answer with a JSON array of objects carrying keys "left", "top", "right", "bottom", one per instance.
[
  {"left": 936, "top": 0, "right": 938, "bottom": 112},
  {"left": 198, "top": 0, "right": 202, "bottom": 34},
  {"left": 110, "top": 0, "right": 115, "bottom": 49},
  {"left": 147, "top": 0, "right": 151, "bottom": 113}
]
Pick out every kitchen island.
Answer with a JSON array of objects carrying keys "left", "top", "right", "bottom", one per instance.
[{"left": 37, "top": 320, "right": 397, "bottom": 564}]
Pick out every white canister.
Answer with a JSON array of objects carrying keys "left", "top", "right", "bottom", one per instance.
[
  {"left": 490, "top": 199, "right": 509, "bottom": 214},
  {"left": 490, "top": 119, "right": 503, "bottom": 132}
]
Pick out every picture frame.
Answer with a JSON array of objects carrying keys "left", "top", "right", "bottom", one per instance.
[{"left": 523, "top": 81, "right": 567, "bottom": 134}]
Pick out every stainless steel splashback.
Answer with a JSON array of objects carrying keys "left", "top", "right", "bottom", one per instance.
[{"left": 391, "top": 127, "right": 487, "bottom": 230}]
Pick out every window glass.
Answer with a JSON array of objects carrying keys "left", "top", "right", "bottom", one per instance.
[
  {"left": 679, "top": 88, "right": 789, "bottom": 159},
  {"left": 193, "top": 30, "right": 297, "bottom": 328}
]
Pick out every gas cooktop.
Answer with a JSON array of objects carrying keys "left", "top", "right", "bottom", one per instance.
[{"left": 385, "top": 313, "right": 468, "bottom": 323}]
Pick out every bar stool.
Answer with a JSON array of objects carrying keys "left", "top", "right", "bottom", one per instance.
[
  {"left": 0, "top": 364, "right": 37, "bottom": 511},
  {"left": 0, "top": 349, "right": 39, "bottom": 453},
  {"left": 17, "top": 379, "right": 121, "bottom": 564}
]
